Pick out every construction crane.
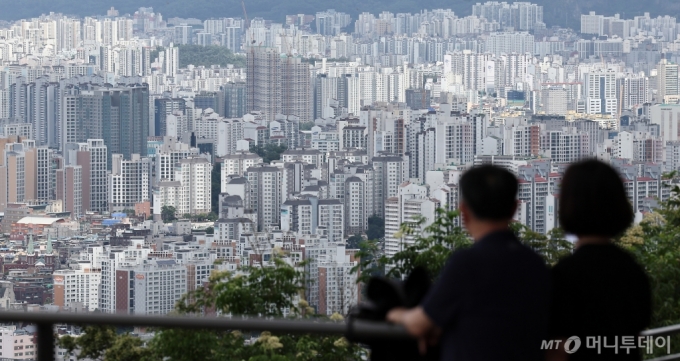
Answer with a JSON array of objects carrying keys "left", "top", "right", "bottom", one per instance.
[{"left": 241, "top": 0, "right": 255, "bottom": 44}]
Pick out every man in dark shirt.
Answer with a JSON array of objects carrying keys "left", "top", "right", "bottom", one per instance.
[{"left": 387, "top": 165, "right": 551, "bottom": 361}]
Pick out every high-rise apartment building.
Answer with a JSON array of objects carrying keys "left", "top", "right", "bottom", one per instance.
[
  {"left": 222, "top": 82, "right": 247, "bottom": 118},
  {"left": 541, "top": 87, "right": 568, "bottom": 115},
  {"left": 65, "top": 140, "right": 108, "bottom": 213},
  {"left": 61, "top": 84, "right": 149, "bottom": 164},
  {"left": 247, "top": 48, "right": 311, "bottom": 122},
  {"left": 174, "top": 25, "right": 192, "bottom": 45},
  {"left": 56, "top": 165, "right": 82, "bottom": 216},
  {"left": 657, "top": 59, "right": 679, "bottom": 102},
  {"left": 247, "top": 47, "right": 281, "bottom": 121},
  {"left": 154, "top": 98, "right": 186, "bottom": 137},
  {"left": 584, "top": 68, "right": 617, "bottom": 115},
  {"left": 154, "top": 136, "right": 199, "bottom": 182},
  {"left": 281, "top": 55, "right": 312, "bottom": 122},
  {"left": 115, "top": 260, "right": 187, "bottom": 315},
  {"left": 246, "top": 165, "right": 283, "bottom": 231},
  {"left": 109, "top": 154, "right": 152, "bottom": 212},
  {"left": 53, "top": 263, "right": 101, "bottom": 311},
  {"left": 154, "top": 157, "right": 212, "bottom": 216}
]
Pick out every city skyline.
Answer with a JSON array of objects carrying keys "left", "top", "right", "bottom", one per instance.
[{"left": 0, "top": 4, "right": 678, "bottom": 360}]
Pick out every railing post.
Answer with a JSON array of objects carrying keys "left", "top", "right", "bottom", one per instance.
[{"left": 36, "top": 322, "right": 54, "bottom": 361}]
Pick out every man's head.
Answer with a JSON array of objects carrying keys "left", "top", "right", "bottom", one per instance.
[{"left": 459, "top": 165, "right": 518, "bottom": 238}]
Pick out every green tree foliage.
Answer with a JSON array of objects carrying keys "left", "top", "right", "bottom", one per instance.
[
  {"left": 346, "top": 234, "right": 363, "bottom": 249},
  {"left": 619, "top": 184, "right": 680, "bottom": 356},
  {"left": 177, "top": 45, "right": 246, "bottom": 68},
  {"left": 182, "top": 213, "right": 218, "bottom": 222},
  {"left": 62, "top": 258, "right": 363, "bottom": 361},
  {"left": 161, "top": 206, "right": 177, "bottom": 223},
  {"left": 299, "top": 122, "right": 315, "bottom": 131},
  {"left": 59, "top": 325, "right": 153, "bottom": 361},
  {"left": 149, "top": 46, "right": 163, "bottom": 65},
  {"left": 511, "top": 223, "right": 573, "bottom": 266},
  {"left": 250, "top": 144, "right": 288, "bottom": 164},
  {"left": 354, "top": 209, "right": 471, "bottom": 283},
  {"left": 204, "top": 226, "right": 214, "bottom": 234},
  {"left": 353, "top": 209, "right": 573, "bottom": 284},
  {"left": 366, "top": 215, "right": 385, "bottom": 241},
  {"left": 152, "top": 257, "right": 365, "bottom": 361},
  {"left": 121, "top": 209, "right": 136, "bottom": 217}
]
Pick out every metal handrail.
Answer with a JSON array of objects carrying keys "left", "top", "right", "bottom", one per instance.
[
  {"left": 643, "top": 325, "right": 680, "bottom": 361},
  {"left": 0, "top": 311, "right": 410, "bottom": 361},
  {"left": 0, "top": 311, "right": 677, "bottom": 361}
]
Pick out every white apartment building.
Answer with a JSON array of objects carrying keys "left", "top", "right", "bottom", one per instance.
[
  {"left": 246, "top": 165, "right": 283, "bottom": 231},
  {"left": 154, "top": 136, "right": 200, "bottom": 182},
  {"left": 0, "top": 326, "right": 36, "bottom": 360},
  {"left": 542, "top": 87, "right": 568, "bottom": 115},
  {"left": 117, "top": 259, "right": 187, "bottom": 315},
  {"left": 53, "top": 263, "right": 101, "bottom": 311},
  {"left": 384, "top": 182, "right": 437, "bottom": 259},
  {"left": 109, "top": 154, "right": 152, "bottom": 212},
  {"left": 485, "top": 32, "right": 534, "bottom": 57},
  {"left": 581, "top": 11, "right": 603, "bottom": 34},
  {"left": 99, "top": 241, "right": 151, "bottom": 313},
  {"left": 220, "top": 152, "right": 262, "bottom": 182},
  {"left": 584, "top": 68, "right": 617, "bottom": 115},
  {"left": 540, "top": 127, "right": 590, "bottom": 164},
  {"left": 170, "top": 157, "right": 212, "bottom": 215},
  {"left": 64, "top": 139, "right": 108, "bottom": 213},
  {"left": 651, "top": 104, "right": 680, "bottom": 142},
  {"left": 216, "top": 118, "right": 245, "bottom": 156},
  {"left": 371, "top": 155, "right": 407, "bottom": 218},
  {"left": 281, "top": 149, "right": 324, "bottom": 168},
  {"left": 318, "top": 199, "right": 344, "bottom": 242},
  {"left": 317, "top": 244, "right": 359, "bottom": 316}
]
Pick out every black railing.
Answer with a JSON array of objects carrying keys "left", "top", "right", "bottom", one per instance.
[{"left": 0, "top": 311, "right": 676, "bottom": 361}]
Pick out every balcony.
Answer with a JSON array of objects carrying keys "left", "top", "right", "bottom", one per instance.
[{"left": 0, "top": 311, "right": 676, "bottom": 361}]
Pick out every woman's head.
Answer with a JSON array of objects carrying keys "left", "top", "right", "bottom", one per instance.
[{"left": 559, "top": 159, "right": 633, "bottom": 238}]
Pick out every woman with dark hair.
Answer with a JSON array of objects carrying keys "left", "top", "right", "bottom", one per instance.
[{"left": 548, "top": 159, "right": 651, "bottom": 361}]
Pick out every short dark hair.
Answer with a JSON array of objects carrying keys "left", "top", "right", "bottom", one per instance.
[
  {"left": 460, "top": 165, "right": 518, "bottom": 220},
  {"left": 559, "top": 159, "right": 633, "bottom": 237}
]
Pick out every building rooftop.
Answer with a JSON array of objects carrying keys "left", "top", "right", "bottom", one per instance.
[{"left": 16, "top": 217, "right": 63, "bottom": 226}]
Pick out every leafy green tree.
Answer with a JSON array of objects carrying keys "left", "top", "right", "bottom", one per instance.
[
  {"left": 299, "top": 122, "right": 315, "bottom": 131},
  {"left": 353, "top": 208, "right": 573, "bottom": 284},
  {"left": 161, "top": 206, "right": 177, "bottom": 223},
  {"left": 250, "top": 144, "right": 288, "bottom": 163},
  {"left": 619, "top": 184, "right": 680, "bottom": 356},
  {"left": 346, "top": 234, "right": 363, "bottom": 249},
  {"left": 512, "top": 223, "right": 573, "bottom": 266},
  {"left": 177, "top": 45, "right": 246, "bottom": 68},
  {"left": 152, "top": 258, "right": 365, "bottom": 361},
  {"left": 59, "top": 325, "right": 153, "bottom": 361},
  {"left": 366, "top": 215, "right": 385, "bottom": 241},
  {"left": 204, "top": 226, "right": 214, "bottom": 234},
  {"left": 183, "top": 213, "right": 219, "bottom": 222},
  {"left": 121, "top": 209, "right": 136, "bottom": 217},
  {"left": 354, "top": 209, "right": 471, "bottom": 283},
  {"left": 62, "top": 257, "right": 363, "bottom": 361}
]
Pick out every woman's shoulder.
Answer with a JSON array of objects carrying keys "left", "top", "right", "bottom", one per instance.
[{"left": 552, "top": 244, "right": 646, "bottom": 277}]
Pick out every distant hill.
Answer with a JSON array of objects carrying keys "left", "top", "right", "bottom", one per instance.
[{"left": 1, "top": 0, "right": 680, "bottom": 29}]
